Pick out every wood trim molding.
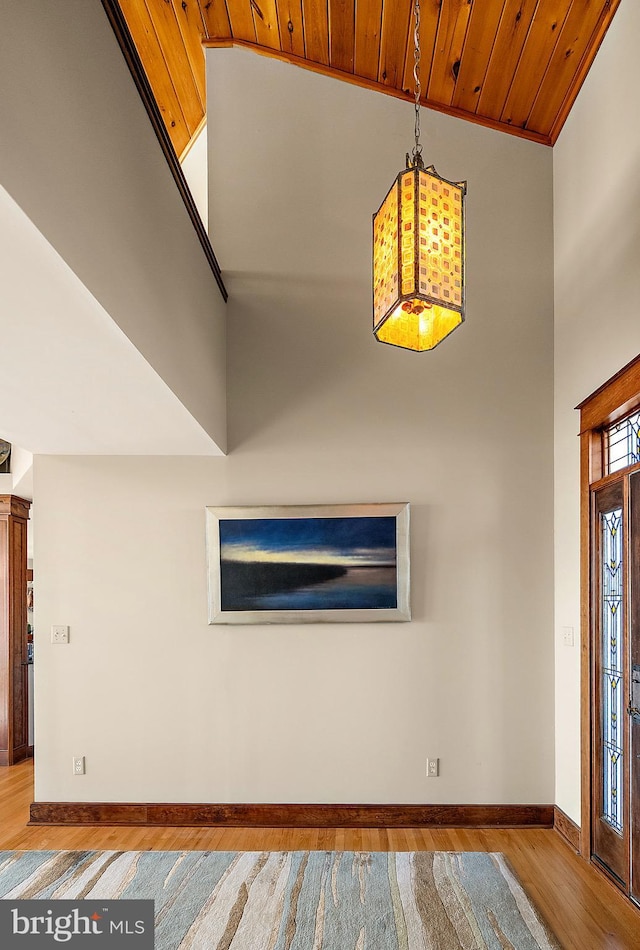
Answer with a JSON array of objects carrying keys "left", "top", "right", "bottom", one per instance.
[
  {"left": 580, "top": 430, "right": 594, "bottom": 861},
  {"left": 577, "top": 352, "right": 640, "bottom": 432},
  {"left": 29, "top": 802, "right": 554, "bottom": 828},
  {"left": 0, "top": 496, "right": 31, "bottom": 520},
  {"left": 0, "top": 495, "right": 31, "bottom": 768},
  {"left": 554, "top": 806, "right": 581, "bottom": 853},
  {"left": 100, "top": 0, "right": 227, "bottom": 303}
]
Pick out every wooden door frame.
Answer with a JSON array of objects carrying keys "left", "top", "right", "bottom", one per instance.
[
  {"left": 578, "top": 353, "right": 640, "bottom": 867},
  {"left": 0, "top": 494, "right": 31, "bottom": 766}
]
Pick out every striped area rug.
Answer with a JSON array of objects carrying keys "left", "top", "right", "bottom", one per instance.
[{"left": 0, "top": 850, "right": 560, "bottom": 949}]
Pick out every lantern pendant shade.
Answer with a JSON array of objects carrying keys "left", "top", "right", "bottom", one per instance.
[{"left": 373, "top": 161, "right": 466, "bottom": 352}]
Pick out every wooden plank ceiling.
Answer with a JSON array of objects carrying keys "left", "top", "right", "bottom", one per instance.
[{"left": 117, "top": 0, "right": 621, "bottom": 158}]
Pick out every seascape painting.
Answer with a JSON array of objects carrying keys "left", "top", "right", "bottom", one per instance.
[{"left": 206, "top": 504, "right": 410, "bottom": 623}]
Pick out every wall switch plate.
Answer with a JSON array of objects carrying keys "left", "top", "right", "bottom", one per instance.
[
  {"left": 51, "top": 625, "right": 70, "bottom": 644},
  {"left": 72, "top": 756, "right": 85, "bottom": 775},
  {"left": 562, "top": 626, "right": 575, "bottom": 647},
  {"left": 427, "top": 758, "right": 439, "bottom": 778}
]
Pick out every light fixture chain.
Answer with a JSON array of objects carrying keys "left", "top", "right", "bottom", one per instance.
[{"left": 412, "top": 0, "right": 422, "bottom": 164}]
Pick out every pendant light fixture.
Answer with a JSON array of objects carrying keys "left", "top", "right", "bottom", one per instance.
[{"left": 373, "top": 0, "right": 466, "bottom": 351}]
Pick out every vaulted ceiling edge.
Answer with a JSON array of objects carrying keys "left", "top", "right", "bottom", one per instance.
[{"left": 116, "top": 0, "right": 621, "bottom": 156}]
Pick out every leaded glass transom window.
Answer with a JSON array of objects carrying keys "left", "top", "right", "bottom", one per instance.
[
  {"left": 607, "top": 409, "right": 640, "bottom": 474},
  {"left": 601, "top": 508, "right": 624, "bottom": 833}
]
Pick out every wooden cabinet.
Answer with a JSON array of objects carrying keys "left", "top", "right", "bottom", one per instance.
[{"left": 0, "top": 495, "right": 31, "bottom": 766}]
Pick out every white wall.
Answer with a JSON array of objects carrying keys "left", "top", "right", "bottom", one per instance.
[
  {"left": 34, "top": 52, "right": 555, "bottom": 805},
  {"left": 0, "top": 443, "right": 33, "bottom": 501},
  {"left": 554, "top": 0, "right": 640, "bottom": 822},
  {"left": 181, "top": 124, "right": 209, "bottom": 232},
  {"left": 0, "top": 185, "right": 222, "bottom": 457},
  {"left": 8, "top": 446, "right": 33, "bottom": 497},
  {"left": 0, "top": 1, "right": 226, "bottom": 452}
]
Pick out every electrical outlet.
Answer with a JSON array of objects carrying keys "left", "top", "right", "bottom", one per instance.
[
  {"left": 72, "top": 756, "right": 85, "bottom": 775},
  {"left": 562, "top": 626, "right": 575, "bottom": 647},
  {"left": 51, "top": 625, "right": 70, "bottom": 644},
  {"left": 427, "top": 758, "right": 439, "bottom": 778}
]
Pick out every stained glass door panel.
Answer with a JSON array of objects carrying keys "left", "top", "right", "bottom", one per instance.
[
  {"left": 592, "top": 482, "right": 628, "bottom": 886},
  {"left": 629, "top": 472, "right": 640, "bottom": 904}
]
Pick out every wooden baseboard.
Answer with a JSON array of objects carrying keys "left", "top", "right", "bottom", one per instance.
[
  {"left": 553, "top": 805, "right": 581, "bottom": 852},
  {"left": 29, "top": 801, "right": 554, "bottom": 828}
]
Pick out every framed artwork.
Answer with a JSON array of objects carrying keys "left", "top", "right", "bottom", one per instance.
[{"left": 206, "top": 503, "right": 410, "bottom": 624}]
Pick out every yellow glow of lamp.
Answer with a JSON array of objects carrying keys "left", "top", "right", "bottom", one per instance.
[
  {"left": 372, "top": 0, "right": 466, "bottom": 352},
  {"left": 373, "top": 157, "right": 466, "bottom": 351}
]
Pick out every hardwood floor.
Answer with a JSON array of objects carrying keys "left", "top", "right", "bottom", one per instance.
[{"left": 1, "top": 760, "right": 639, "bottom": 948}]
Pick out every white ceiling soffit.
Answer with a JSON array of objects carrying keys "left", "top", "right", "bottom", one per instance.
[{"left": 0, "top": 185, "right": 223, "bottom": 456}]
